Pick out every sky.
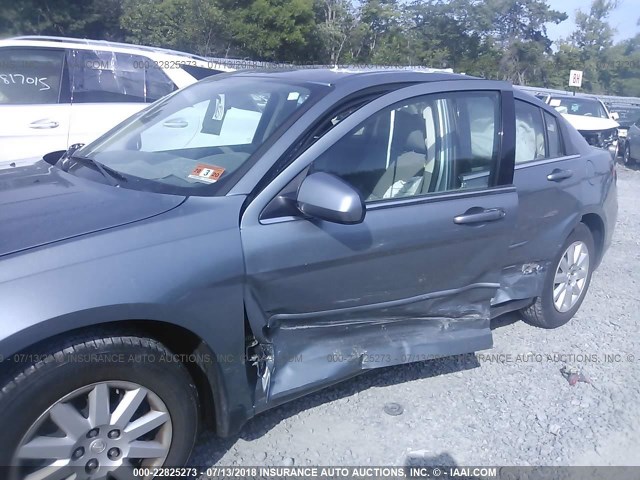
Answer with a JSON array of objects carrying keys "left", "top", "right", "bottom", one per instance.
[{"left": 546, "top": 0, "right": 639, "bottom": 43}]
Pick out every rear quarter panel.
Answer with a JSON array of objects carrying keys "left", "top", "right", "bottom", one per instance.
[{"left": 496, "top": 107, "right": 616, "bottom": 304}]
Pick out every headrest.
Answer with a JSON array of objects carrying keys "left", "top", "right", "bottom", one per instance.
[
  {"left": 393, "top": 110, "right": 427, "bottom": 154},
  {"left": 405, "top": 129, "right": 427, "bottom": 154}
]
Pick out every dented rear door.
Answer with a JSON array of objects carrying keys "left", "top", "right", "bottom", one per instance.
[{"left": 240, "top": 81, "right": 518, "bottom": 409}]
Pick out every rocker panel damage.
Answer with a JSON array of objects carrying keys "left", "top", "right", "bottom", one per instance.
[
  {"left": 250, "top": 286, "right": 495, "bottom": 409},
  {"left": 492, "top": 261, "right": 550, "bottom": 305}
]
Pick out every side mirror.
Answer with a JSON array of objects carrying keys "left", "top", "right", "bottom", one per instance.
[
  {"left": 611, "top": 112, "right": 620, "bottom": 121},
  {"left": 296, "top": 172, "right": 365, "bottom": 225},
  {"left": 44, "top": 143, "right": 85, "bottom": 169},
  {"left": 43, "top": 150, "right": 66, "bottom": 165}
]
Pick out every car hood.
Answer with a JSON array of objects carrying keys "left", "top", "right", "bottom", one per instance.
[
  {"left": 0, "top": 161, "right": 185, "bottom": 257},
  {"left": 561, "top": 113, "right": 619, "bottom": 132}
]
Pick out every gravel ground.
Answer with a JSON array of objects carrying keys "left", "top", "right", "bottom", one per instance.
[{"left": 192, "top": 164, "right": 640, "bottom": 468}]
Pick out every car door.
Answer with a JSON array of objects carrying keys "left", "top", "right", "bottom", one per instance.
[
  {"left": 240, "top": 81, "right": 518, "bottom": 408},
  {"left": 0, "top": 47, "right": 71, "bottom": 163},
  {"left": 494, "top": 98, "right": 586, "bottom": 304},
  {"left": 66, "top": 49, "right": 176, "bottom": 146}
]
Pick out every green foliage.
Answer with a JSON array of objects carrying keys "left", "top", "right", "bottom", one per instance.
[
  {"left": 120, "top": 0, "right": 226, "bottom": 55},
  {"left": 0, "top": 0, "right": 124, "bottom": 39},
  {"left": 227, "top": 0, "right": 316, "bottom": 61},
  {"left": 568, "top": 0, "right": 620, "bottom": 92},
  {"left": 0, "top": 0, "right": 639, "bottom": 96},
  {"left": 313, "top": 0, "right": 360, "bottom": 64}
]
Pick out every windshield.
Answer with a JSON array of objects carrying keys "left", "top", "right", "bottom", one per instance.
[
  {"left": 550, "top": 97, "right": 609, "bottom": 119},
  {"left": 611, "top": 106, "right": 640, "bottom": 127},
  {"left": 77, "top": 75, "right": 323, "bottom": 195}
]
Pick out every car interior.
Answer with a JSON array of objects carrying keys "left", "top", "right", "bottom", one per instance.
[
  {"left": 310, "top": 93, "right": 499, "bottom": 201},
  {"left": 90, "top": 87, "right": 312, "bottom": 187}
]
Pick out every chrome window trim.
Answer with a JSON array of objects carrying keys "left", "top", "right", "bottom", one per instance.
[
  {"left": 259, "top": 185, "right": 517, "bottom": 224},
  {"left": 366, "top": 185, "right": 516, "bottom": 210},
  {"left": 514, "top": 154, "right": 581, "bottom": 170}
]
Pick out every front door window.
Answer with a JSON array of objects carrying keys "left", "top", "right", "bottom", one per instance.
[{"left": 310, "top": 91, "right": 501, "bottom": 201}]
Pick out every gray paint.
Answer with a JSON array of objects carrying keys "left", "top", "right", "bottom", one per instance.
[
  {"left": 0, "top": 70, "right": 617, "bottom": 437},
  {"left": 296, "top": 172, "right": 365, "bottom": 224}
]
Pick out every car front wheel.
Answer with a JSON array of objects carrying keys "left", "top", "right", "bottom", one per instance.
[
  {"left": 0, "top": 334, "right": 199, "bottom": 480},
  {"left": 520, "top": 223, "right": 595, "bottom": 329}
]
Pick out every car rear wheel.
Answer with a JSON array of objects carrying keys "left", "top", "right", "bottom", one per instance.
[
  {"left": 624, "top": 143, "right": 635, "bottom": 165},
  {"left": 0, "top": 334, "right": 199, "bottom": 480},
  {"left": 520, "top": 223, "right": 595, "bottom": 329}
]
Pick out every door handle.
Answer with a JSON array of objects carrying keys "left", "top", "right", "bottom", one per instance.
[
  {"left": 547, "top": 169, "right": 573, "bottom": 182},
  {"left": 453, "top": 207, "right": 505, "bottom": 225},
  {"left": 163, "top": 119, "right": 189, "bottom": 128},
  {"left": 29, "top": 119, "right": 60, "bottom": 129}
]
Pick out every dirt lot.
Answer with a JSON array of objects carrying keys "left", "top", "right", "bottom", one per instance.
[{"left": 192, "top": 164, "right": 640, "bottom": 468}]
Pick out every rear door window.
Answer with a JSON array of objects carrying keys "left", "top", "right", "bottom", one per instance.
[
  {"left": 544, "top": 111, "right": 564, "bottom": 158},
  {"left": 515, "top": 100, "right": 546, "bottom": 163},
  {"left": 0, "top": 48, "right": 65, "bottom": 105},
  {"left": 68, "top": 50, "right": 176, "bottom": 103}
]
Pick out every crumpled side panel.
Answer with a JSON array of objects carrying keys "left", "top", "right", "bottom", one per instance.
[
  {"left": 492, "top": 261, "right": 551, "bottom": 305},
  {"left": 255, "top": 293, "right": 492, "bottom": 408}
]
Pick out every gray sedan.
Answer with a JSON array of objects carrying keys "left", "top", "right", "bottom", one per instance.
[
  {"left": 623, "top": 116, "right": 640, "bottom": 165},
  {"left": 0, "top": 69, "right": 617, "bottom": 479}
]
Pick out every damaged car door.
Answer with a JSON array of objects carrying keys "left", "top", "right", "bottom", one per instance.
[{"left": 240, "top": 81, "right": 519, "bottom": 408}]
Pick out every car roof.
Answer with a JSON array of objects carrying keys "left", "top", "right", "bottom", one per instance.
[
  {"left": 0, "top": 36, "right": 235, "bottom": 71},
  {"left": 224, "top": 68, "right": 477, "bottom": 86}
]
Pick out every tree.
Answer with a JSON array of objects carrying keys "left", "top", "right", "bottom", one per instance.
[
  {"left": 120, "top": 0, "right": 227, "bottom": 56},
  {"left": 0, "top": 0, "right": 124, "bottom": 40},
  {"left": 221, "top": 0, "right": 316, "bottom": 61},
  {"left": 311, "top": 0, "right": 358, "bottom": 64},
  {"left": 606, "top": 34, "right": 640, "bottom": 96},
  {"left": 402, "top": 0, "right": 497, "bottom": 73},
  {"left": 477, "top": 0, "right": 567, "bottom": 84},
  {"left": 569, "top": 0, "right": 620, "bottom": 92}
]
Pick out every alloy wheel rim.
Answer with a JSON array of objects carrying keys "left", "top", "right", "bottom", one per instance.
[
  {"left": 13, "top": 381, "right": 172, "bottom": 480},
  {"left": 553, "top": 240, "right": 589, "bottom": 313}
]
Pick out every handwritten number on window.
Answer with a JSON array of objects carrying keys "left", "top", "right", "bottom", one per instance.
[{"left": 0, "top": 73, "right": 50, "bottom": 91}]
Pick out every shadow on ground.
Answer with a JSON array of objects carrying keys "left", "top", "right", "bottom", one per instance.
[{"left": 617, "top": 156, "right": 640, "bottom": 171}]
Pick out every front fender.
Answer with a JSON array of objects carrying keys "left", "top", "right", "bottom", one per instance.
[{"left": 0, "top": 194, "right": 254, "bottom": 435}]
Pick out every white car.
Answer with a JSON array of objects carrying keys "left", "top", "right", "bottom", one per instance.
[
  {"left": 0, "top": 36, "right": 234, "bottom": 164},
  {"left": 545, "top": 95, "right": 620, "bottom": 158}
]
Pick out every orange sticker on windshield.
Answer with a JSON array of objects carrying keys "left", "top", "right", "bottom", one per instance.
[{"left": 188, "top": 164, "right": 225, "bottom": 183}]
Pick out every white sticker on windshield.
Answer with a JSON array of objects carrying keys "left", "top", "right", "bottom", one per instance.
[
  {"left": 550, "top": 99, "right": 561, "bottom": 107},
  {"left": 287, "top": 91, "right": 300, "bottom": 101},
  {"left": 212, "top": 94, "right": 225, "bottom": 120}
]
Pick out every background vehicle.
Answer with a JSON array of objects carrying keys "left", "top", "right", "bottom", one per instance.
[
  {"left": 608, "top": 103, "right": 640, "bottom": 161},
  {"left": 0, "top": 70, "right": 616, "bottom": 478},
  {"left": 623, "top": 116, "right": 640, "bottom": 165},
  {"left": 0, "top": 36, "right": 234, "bottom": 164},
  {"left": 544, "top": 95, "right": 620, "bottom": 159}
]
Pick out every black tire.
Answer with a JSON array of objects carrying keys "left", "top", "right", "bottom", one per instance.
[
  {"left": 0, "top": 334, "right": 199, "bottom": 478},
  {"left": 520, "top": 223, "right": 595, "bottom": 329},
  {"left": 624, "top": 143, "right": 635, "bottom": 166}
]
